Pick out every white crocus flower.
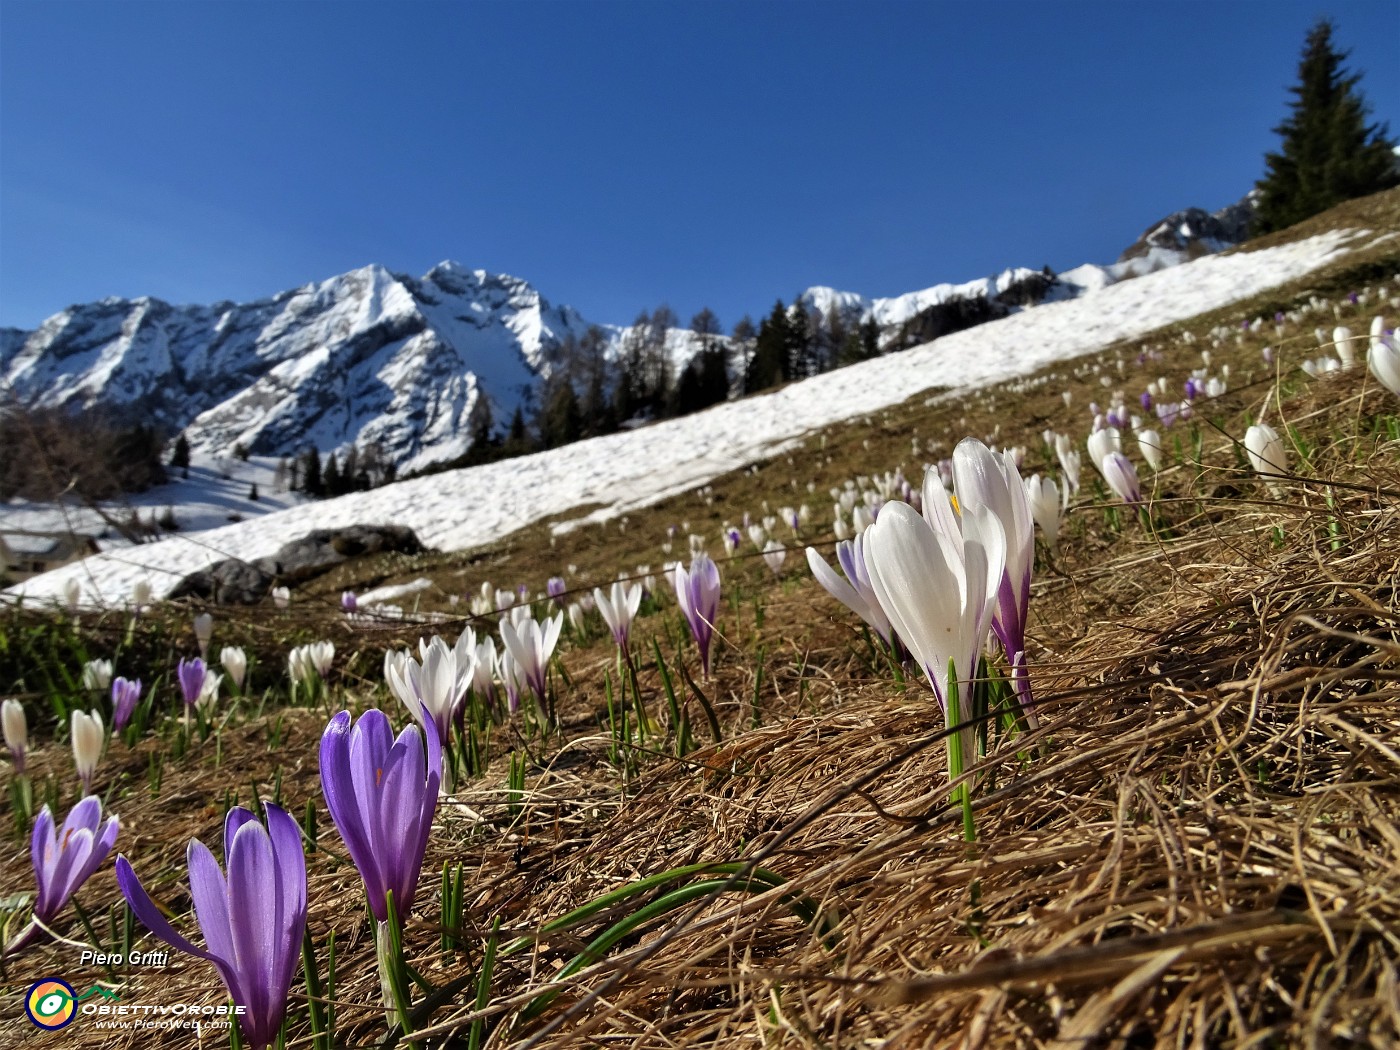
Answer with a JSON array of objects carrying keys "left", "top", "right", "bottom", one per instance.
[
  {"left": 1137, "top": 429, "right": 1166, "bottom": 472},
  {"left": 1054, "top": 434, "right": 1081, "bottom": 495},
  {"left": 1368, "top": 324, "right": 1400, "bottom": 396},
  {"left": 762, "top": 540, "right": 786, "bottom": 575},
  {"left": 193, "top": 613, "right": 214, "bottom": 658},
  {"left": 3, "top": 698, "right": 27, "bottom": 773},
  {"left": 71, "top": 709, "right": 105, "bottom": 795},
  {"left": 594, "top": 580, "right": 643, "bottom": 654},
  {"left": 82, "top": 659, "right": 113, "bottom": 693},
  {"left": 1024, "top": 474, "right": 1062, "bottom": 550},
  {"left": 1244, "top": 423, "right": 1289, "bottom": 478},
  {"left": 1086, "top": 427, "right": 1121, "bottom": 474},
  {"left": 863, "top": 491, "right": 1005, "bottom": 767},
  {"left": 220, "top": 646, "right": 247, "bottom": 690},
  {"left": 1333, "top": 326, "right": 1357, "bottom": 369}
]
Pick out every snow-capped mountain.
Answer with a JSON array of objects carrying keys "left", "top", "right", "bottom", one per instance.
[
  {"left": 0, "top": 194, "right": 1256, "bottom": 474},
  {"left": 0, "top": 262, "right": 607, "bottom": 475}
]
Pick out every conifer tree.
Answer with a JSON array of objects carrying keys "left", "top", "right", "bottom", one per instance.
[
  {"left": 303, "top": 447, "right": 323, "bottom": 497},
  {"left": 323, "top": 453, "right": 342, "bottom": 496},
  {"left": 1254, "top": 19, "right": 1398, "bottom": 234},
  {"left": 170, "top": 433, "right": 191, "bottom": 471},
  {"left": 747, "top": 301, "right": 791, "bottom": 393}
]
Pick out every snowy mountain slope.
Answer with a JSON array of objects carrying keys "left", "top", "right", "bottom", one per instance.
[{"left": 6, "top": 226, "right": 1363, "bottom": 608}]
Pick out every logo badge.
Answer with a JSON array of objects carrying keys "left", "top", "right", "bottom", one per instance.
[{"left": 25, "top": 978, "right": 78, "bottom": 1030}]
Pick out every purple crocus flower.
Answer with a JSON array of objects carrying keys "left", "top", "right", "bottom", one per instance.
[
  {"left": 33, "top": 798, "right": 120, "bottom": 924},
  {"left": 116, "top": 805, "right": 306, "bottom": 1050},
  {"left": 546, "top": 576, "right": 567, "bottom": 605},
  {"left": 1139, "top": 390, "right": 1153, "bottom": 412},
  {"left": 111, "top": 677, "right": 142, "bottom": 732},
  {"left": 671, "top": 553, "right": 722, "bottom": 679},
  {"left": 319, "top": 708, "right": 440, "bottom": 925},
  {"left": 177, "top": 657, "right": 206, "bottom": 708},
  {"left": 1156, "top": 400, "right": 1181, "bottom": 428},
  {"left": 341, "top": 590, "right": 359, "bottom": 613}
]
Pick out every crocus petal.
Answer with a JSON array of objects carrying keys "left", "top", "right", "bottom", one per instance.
[
  {"left": 115, "top": 855, "right": 220, "bottom": 966},
  {"left": 227, "top": 820, "right": 278, "bottom": 1043}
]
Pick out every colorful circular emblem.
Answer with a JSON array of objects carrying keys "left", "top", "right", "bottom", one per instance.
[{"left": 25, "top": 978, "right": 77, "bottom": 1030}]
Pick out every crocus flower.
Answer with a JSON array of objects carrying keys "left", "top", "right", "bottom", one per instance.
[
  {"left": 22, "top": 798, "right": 119, "bottom": 945},
  {"left": 220, "top": 646, "right": 248, "bottom": 690},
  {"left": 1137, "top": 428, "right": 1165, "bottom": 472},
  {"left": 385, "top": 636, "right": 465, "bottom": 746},
  {"left": 1100, "top": 451, "right": 1143, "bottom": 505},
  {"left": 594, "top": 580, "right": 643, "bottom": 656},
  {"left": 951, "top": 440, "right": 1035, "bottom": 712},
  {"left": 81, "top": 658, "right": 113, "bottom": 693},
  {"left": 762, "top": 540, "right": 787, "bottom": 575},
  {"left": 341, "top": 590, "right": 359, "bottom": 613},
  {"left": 1054, "top": 434, "right": 1081, "bottom": 495},
  {"left": 863, "top": 493, "right": 1005, "bottom": 765},
  {"left": 1333, "top": 326, "right": 1357, "bottom": 369},
  {"left": 178, "top": 657, "right": 207, "bottom": 708},
  {"left": 111, "top": 677, "right": 142, "bottom": 732},
  {"left": 806, "top": 534, "right": 894, "bottom": 646},
  {"left": 546, "top": 576, "right": 567, "bottom": 606},
  {"left": 1244, "top": 423, "right": 1288, "bottom": 477},
  {"left": 1368, "top": 326, "right": 1400, "bottom": 396},
  {"left": 116, "top": 805, "right": 306, "bottom": 1050},
  {"left": 1086, "top": 427, "right": 1121, "bottom": 473},
  {"left": 193, "top": 613, "right": 214, "bottom": 659},
  {"left": 499, "top": 613, "right": 563, "bottom": 710},
  {"left": 3, "top": 698, "right": 27, "bottom": 773},
  {"left": 671, "top": 553, "right": 722, "bottom": 679},
  {"left": 197, "top": 672, "right": 224, "bottom": 716},
  {"left": 1024, "top": 475, "right": 1062, "bottom": 549},
  {"left": 63, "top": 578, "right": 81, "bottom": 613},
  {"left": 271, "top": 586, "right": 291, "bottom": 608},
  {"left": 71, "top": 710, "right": 104, "bottom": 795},
  {"left": 319, "top": 709, "right": 440, "bottom": 925}
]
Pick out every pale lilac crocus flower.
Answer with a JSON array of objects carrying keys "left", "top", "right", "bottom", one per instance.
[
  {"left": 499, "top": 613, "right": 564, "bottom": 711},
  {"left": 117, "top": 805, "right": 305, "bottom": 1050},
  {"left": 1101, "top": 452, "right": 1143, "bottom": 505},
  {"left": 806, "top": 534, "right": 895, "bottom": 648},
  {"left": 671, "top": 554, "right": 722, "bottom": 679},
  {"left": 952, "top": 439, "right": 1036, "bottom": 712}
]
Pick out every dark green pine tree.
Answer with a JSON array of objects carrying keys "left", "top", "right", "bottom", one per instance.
[
  {"left": 302, "top": 447, "right": 323, "bottom": 496},
  {"left": 746, "top": 300, "right": 791, "bottom": 393},
  {"left": 1254, "top": 19, "right": 1398, "bottom": 234},
  {"left": 169, "top": 433, "right": 191, "bottom": 471},
  {"left": 323, "top": 452, "right": 342, "bottom": 496}
]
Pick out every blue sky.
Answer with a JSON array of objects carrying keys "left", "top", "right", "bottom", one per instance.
[{"left": 2, "top": 0, "right": 1397, "bottom": 332}]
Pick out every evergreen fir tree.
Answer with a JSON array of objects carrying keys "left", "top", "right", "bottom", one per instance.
[
  {"left": 323, "top": 453, "right": 342, "bottom": 496},
  {"left": 860, "top": 317, "right": 881, "bottom": 361},
  {"left": 170, "top": 433, "right": 191, "bottom": 471},
  {"left": 1254, "top": 19, "right": 1398, "bottom": 234},
  {"left": 747, "top": 301, "right": 791, "bottom": 393},
  {"left": 786, "top": 299, "right": 812, "bottom": 379},
  {"left": 303, "top": 447, "right": 323, "bottom": 497}
]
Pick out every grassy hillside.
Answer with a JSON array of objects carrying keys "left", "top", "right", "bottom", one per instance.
[{"left": 3, "top": 188, "right": 1400, "bottom": 1049}]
